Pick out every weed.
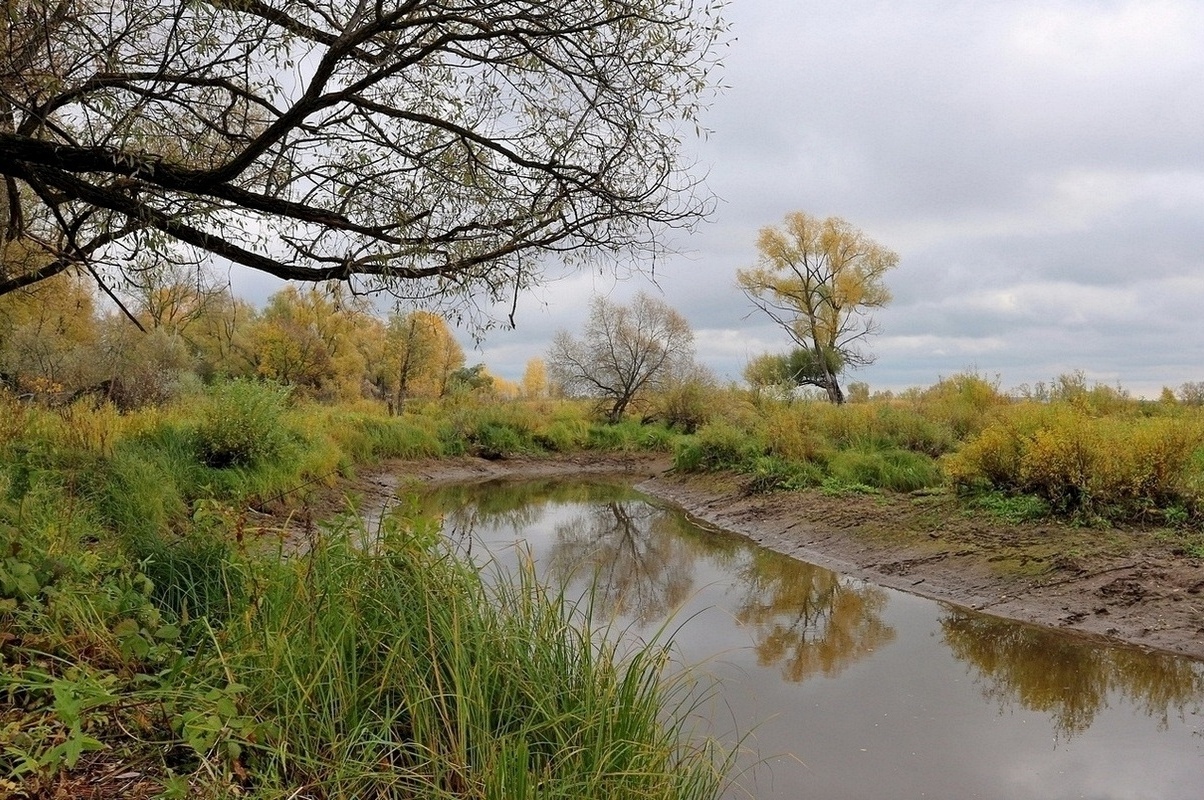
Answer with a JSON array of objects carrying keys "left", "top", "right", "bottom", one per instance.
[
  {"left": 819, "top": 477, "right": 879, "bottom": 497},
  {"left": 969, "top": 491, "right": 1050, "bottom": 524}
]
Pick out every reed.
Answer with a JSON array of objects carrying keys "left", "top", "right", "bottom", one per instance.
[{"left": 167, "top": 512, "right": 728, "bottom": 799}]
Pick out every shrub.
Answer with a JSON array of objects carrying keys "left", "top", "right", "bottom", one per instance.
[
  {"left": 673, "top": 421, "right": 764, "bottom": 473},
  {"left": 948, "top": 406, "right": 1204, "bottom": 520},
  {"left": 763, "top": 406, "right": 830, "bottom": 463},
  {"left": 473, "top": 421, "right": 530, "bottom": 459},
  {"left": 910, "top": 372, "right": 1010, "bottom": 439},
  {"left": 192, "top": 380, "right": 292, "bottom": 468},
  {"left": 654, "top": 371, "right": 719, "bottom": 433}
]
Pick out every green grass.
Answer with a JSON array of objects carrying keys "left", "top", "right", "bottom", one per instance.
[
  {"left": 0, "top": 385, "right": 728, "bottom": 798},
  {"left": 967, "top": 491, "right": 1051, "bottom": 524},
  {"left": 213, "top": 512, "right": 725, "bottom": 799}
]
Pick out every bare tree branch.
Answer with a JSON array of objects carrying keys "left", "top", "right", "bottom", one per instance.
[{"left": 1, "top": 0, "right": 726, "bottom": 324}]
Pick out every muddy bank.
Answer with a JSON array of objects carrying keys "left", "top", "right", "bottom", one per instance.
[{"left": 342, "top": 454, "right": 1204, "bottom": 661}]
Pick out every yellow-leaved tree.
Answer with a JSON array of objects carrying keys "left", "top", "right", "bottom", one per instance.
[
  {"left": 0, "top": 266, "right": 100, "bottom": 397},
  {"left": 249, "top": 285, "right": 377, "bottom": 400},
  {"left": 383, "top": 310, "right": 464, "bottom": 413},
  {"left": 738, "top": 212, "right": 897, "bottom": 404},
  {"left": 522, "top": 358, "right": 548, "bottom": 399}
]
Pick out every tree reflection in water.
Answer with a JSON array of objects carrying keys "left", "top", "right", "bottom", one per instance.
[
  {"left": 942, "top": 610, "right": 1204, "bottom": 739},
  {"left": 545, "top": 500, "right": 707, "bottom": 625},
  {"left": 734, "top": 551, "right": 896, "bottom": 681},
  {"left": 420, "top": 479, "right": 896, "bottom": 679},
  {"left": 421, "top": 479, "right": 633, "bottom": 552}
]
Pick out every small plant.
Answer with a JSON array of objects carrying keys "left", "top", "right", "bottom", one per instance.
[
  {"left": 1164, "top": 504, "right": 1190, "bottom": 527},
  {"left": 970, "top": 491, "right": 1050, "bottom": 524},
  {"left": 820, "top": 476, "right": 879, "bottom": 497}
]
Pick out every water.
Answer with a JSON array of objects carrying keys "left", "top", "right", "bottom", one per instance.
[{"left": 415, "top": 478, "right": 1204, "bottom": 800}]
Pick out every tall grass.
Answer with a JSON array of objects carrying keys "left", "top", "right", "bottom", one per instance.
[
  {"left": 0, "top": 384, "right": 728, "bottom": 798},
  {"left": 213, "top": 514, "right": 724, "bottom": 799}
]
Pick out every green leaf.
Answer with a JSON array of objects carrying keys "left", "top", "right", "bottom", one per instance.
[
  {"left": 113, "top": 619, "right": 140, "bottom": 639},
  {"left": 154, "top": 623, "right": 181, "bottom": 641}
]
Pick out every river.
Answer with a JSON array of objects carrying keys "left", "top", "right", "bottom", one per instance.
[{"left": 414, "top": 477, "right": 1204, "bottom": 800}]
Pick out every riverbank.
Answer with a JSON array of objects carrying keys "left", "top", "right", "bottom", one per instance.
[{"left": 351, "top": 454, "right": 1204, "bottom": 661}]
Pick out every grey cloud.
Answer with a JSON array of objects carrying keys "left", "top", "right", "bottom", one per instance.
[{"left": 225, "top": 0, "right": 1204, "bottom": 398}]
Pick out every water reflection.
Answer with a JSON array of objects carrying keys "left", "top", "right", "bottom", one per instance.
[
  {"left": 424, "top": 479, "right": 635, "bottom": 546},
  {"left": 735, "top": 552, "right": 896, "bottom": 681},
  {"left": 413, "top": 478, "right": 1204, "bottom": 799},
  {"left": 422, "top": 479, "right": 892, "bottom": 676},
  {"left": 545, "top": 500, "right": 701, "bottom": 624},
  {"left": 942, "top": 610, "right": 1204, "bottom": 738}
]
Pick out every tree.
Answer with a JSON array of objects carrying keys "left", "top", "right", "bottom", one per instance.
[
  {"left": 1179, "top": 382, "right": 1204, "bottom": 406},
  {"left": 743, "top": 348, "right": 844, "bottom": 393},
  {"left": 0, "top": 271, "right": 102, "bottom": 396},
  {"left": 0, "top": 0, "right": 726, "bottom": 321},
  {"left": 188, "top": 293, "right": 259, "bottom": 380},
  {"left": 521, "top": 358, "right": 548, "bottom": 399},
  {"left": 738, "top": 212, "right": 898, "bottom": 404},
  {"left": 382, "top": 309, "right": 463, "bottom": 413},
  {"left": 126, "top": 263, "right": 230, "bottom": 338},
  {"left": 448, "top": 363, "right": 494, "bottom": 394},
  {"left": 548, "top": 292, "right": 694, "bottom": 423},
  {"left": 247, "top": 285, "right": 376, "bottom": 398}
]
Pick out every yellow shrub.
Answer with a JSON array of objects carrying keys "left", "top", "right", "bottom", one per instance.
[
  {"left": 764, "top": 406, "right": 829, "bottom": 462},
  {"left": 952, "top": 403, "right": 1204, "bottom": 516},
  {"left": 1020, "top": 419, "right": 1100, "bottom": 506},
  {"left": 912, "top": 372, "right": 1010, "bottom": 438},
  {"left": 944, "top": 423, "right": 1025, "bottom": 489}
]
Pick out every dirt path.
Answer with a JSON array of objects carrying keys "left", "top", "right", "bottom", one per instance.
[{"left": 335, "top": 454, "right": 1204, "bottom": 661}]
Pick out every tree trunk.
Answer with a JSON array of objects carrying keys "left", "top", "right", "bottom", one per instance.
[
  {"left": 824, "top": 374, "right": 845, "bottom": 404},
  {"left": 608, "top": 394, "right": 630, "bottom": 423}
]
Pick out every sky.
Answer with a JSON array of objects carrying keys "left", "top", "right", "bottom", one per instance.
[
  {"left": 234, "top": 0, "right": 1204, "bottom": 397},
  {"left": 456, "top": 0, "right": 1204, "bottom": 397}
]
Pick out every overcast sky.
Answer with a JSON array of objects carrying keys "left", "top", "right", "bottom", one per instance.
[{"left": 444, "top": 0, "right": 1204, "bottom": 397}]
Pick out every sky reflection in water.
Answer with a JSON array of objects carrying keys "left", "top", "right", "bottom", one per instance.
[{"left": 417, "top": 479, "right": 1204, "bottom": 800}]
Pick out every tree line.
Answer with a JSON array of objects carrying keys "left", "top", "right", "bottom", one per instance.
[
  {"left": 0, "top": 268, "right": 550, "bottom": 409},
  {"left": 2, "top": 209, "right": 902, "bottom": 419}
]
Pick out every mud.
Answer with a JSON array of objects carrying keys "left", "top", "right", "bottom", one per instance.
[{"left": 330, "top": 454, "right": 1204, "bottom": 661}]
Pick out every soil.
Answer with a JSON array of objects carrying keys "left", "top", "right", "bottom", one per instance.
[{"left": 321, "top": 454, "right": 1204, "bottom": 662}]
